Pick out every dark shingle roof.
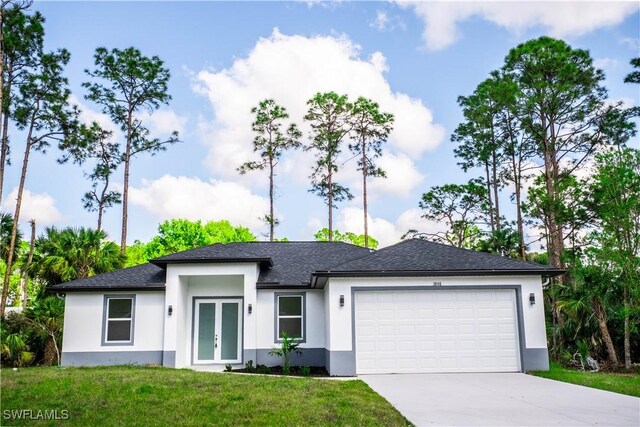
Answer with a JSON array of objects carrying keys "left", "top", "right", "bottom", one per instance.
[
  {"left": 49, "top": 263, "right": 166, "bottom": 291},
  {"left": 240, "top": 242, "right": 372, "bottom": 286},
  {"left": 321, "top": 239, "right": 564, "bottom": 275},
  {"left": 51, "top": 239, "right": 563, "bottom": 292},
  {"left": 153, "top": 241, "right": 373, "bottom": 286}
]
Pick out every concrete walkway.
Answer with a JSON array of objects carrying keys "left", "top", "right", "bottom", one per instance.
[{"left": 360, "top": 373, "right": 640, "bottom": 426}]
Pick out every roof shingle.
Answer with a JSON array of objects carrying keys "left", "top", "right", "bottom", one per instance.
[{"left": 50, "top": 239, "right": 562, "bottom": 292}]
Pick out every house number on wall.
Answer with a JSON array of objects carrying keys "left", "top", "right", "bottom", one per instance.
[{"left": 433, "top": 281, "right": 442, "bottom": 286}]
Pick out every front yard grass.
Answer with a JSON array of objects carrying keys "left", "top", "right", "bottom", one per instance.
[
  {"left": 1, "top": 366, "right": 410, "bottom": 426},
  {"left": 532, "top": 363, "right": 640, "bottom": 397}
]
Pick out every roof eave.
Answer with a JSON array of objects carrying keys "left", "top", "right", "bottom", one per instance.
[
  {"left": 150, "top": 257, "right": 273, "bottom": 267},
  {"left": 48, "top": 284, "right": 166, "bottom": 293},
  {"left": 312, "top": 268, "right": 565, "bottom": 281}
]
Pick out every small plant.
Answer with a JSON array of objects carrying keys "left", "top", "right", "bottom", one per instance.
[
  {"left": 244, "top": 359, "right": 255, "bottom": 372},
  {"left": 300, "top": 366, "right": 311, "bottom": 377},
  {"left": 224, "top": 363, "right": 233, "bottom": 372},
  {"left": 268, "top": 332, "right": 303, "bottom": 375}
]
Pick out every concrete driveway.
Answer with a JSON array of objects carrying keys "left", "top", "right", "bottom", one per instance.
[{"left": 360, "top": 373, "right": 640, "bottom": 426}]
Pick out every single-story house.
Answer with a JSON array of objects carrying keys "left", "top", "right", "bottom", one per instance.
[{"left": 50, "top": 239, "right": 563, "bottom": 376}]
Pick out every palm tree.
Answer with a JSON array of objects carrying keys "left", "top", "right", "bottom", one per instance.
[
  {"left": 554, "top": 266, "right": 621, "bottom": 367},
  {"left": 29, "top": 227, "right": 125, "bottom": 287},
  {"left": 0, "top": 212, "right": 22, "bottom": 264},
  {"left": 24, "top": 296, "right": 64, "bottom": 365}
]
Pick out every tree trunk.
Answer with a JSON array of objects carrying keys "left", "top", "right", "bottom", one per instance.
[
  {"left": 120, "top": 110, "right": 132, "bottom": 255},
  {"left": 0, "top": 120, "right": 33, "bottom": 317},
  {"left": 623, "top": 284, "right": 631, "bottom": 369},
  {"left": 327, "top": 158, "right": 333, "bottom": 242},
  {"left": 511, "top": 151, "right": 526, "bottom": 258},
  {"left": 0, "top": 65, "right": 13, "bottom": 206},
  {"left": 269, "top": 156, "right": 274, "bottom": 242},
  {"left": 592, "top": 298, "right": 620, "bottom": 366},
  {"left": 492, "top": 151, "right": 501, "bottom": 232},
  {"left": 20, "top": 218, "right": 35, "bottom": 309},
  {"left": 484, "top": 161, "right": 495, "bottom": 233},
  {"left": 362, "top": 140, "right": 369, "bottom": 248}
]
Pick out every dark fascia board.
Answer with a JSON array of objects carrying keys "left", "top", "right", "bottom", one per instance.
[
  {"left": 48, "top": 284, "right": 166, "bottom": 293},
  {"left": 257, "top": 284, "right": 312, "bottom": 290},
  {"left": 310, "top": 268, "right": 566, "bottom": 288},
  {"left": 256, "top": 280, "right": 312, "bottom": 289},
  {"left": 150, "top": 257, "right": 273, "bottom": 267}
]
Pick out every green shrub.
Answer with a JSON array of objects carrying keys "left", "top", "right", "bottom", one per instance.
[{"left": 268, "top": 332, "right": 302, "bottom": 375}]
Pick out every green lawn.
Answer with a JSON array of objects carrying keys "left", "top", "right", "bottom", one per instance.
[
  {"left": 1, "top": 366, "right": 410, "bottom": 426},
  {"left": 532, "top": 363, "right": 640, "bottom": 397}
]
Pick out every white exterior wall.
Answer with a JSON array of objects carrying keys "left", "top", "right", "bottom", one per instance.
[
  {"left": 162, "top": 263, "right": 259, "bottom": 368},
  {"left": 62, "top": 292, "right": 165, "bottom": 353},
  {"left": 256, "top": 289, "right": 325, "bottom": 349},
  {"left": 324, "top": 275, "right": 547, "bottom": 353}
]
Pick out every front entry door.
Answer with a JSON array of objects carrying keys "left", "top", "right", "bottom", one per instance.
[{"left": 194, "top": 299, "right": 242, "bottom": 364}]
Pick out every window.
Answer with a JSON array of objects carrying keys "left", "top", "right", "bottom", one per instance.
[
  {"left": 103, "top": 295, "right": 135, "bottom": 345},
  {"left": 276, "top": 294, "right": 304, "bottom": 341}
]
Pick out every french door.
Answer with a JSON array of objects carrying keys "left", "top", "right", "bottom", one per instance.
[{"left": 193, "top": 298, "right": 242, "bottom": 364}]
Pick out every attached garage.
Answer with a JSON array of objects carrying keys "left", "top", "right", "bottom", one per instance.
[{"left": 354, "top": 289, "right": 521, "bottom": 374}]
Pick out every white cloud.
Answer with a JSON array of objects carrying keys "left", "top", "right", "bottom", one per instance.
[
  {"left": 371, "top": 10, "right": 390, "bottom": 31},
  {"left": 193, "top": 29, "right": 444, "bottom": 198},
  {"left": 593, "top": 57, "right": 620, "bottom": 69},
  {"left": 70, "top": 94, "right": 121, "bottom": 137},
  {"left": 128, "top": 174, "right": 269, "bottom": 232},
  {"left": 335, "top": 207, "right": 446, "bottom": 248},
  {"left": 71, "top": 95, "right": 187, "bottom": 139},
  {"left": 2, "top": 188, "right": 62, "bottom": 225},
  {"left": 620, "top": 36, "right": 640, "bottom": 51},
  {"left": 397, "top": 1, "right": 639, "bottom": 51},
  {"left": 139, "top": 109, "right": 188, "bottom": 135}
]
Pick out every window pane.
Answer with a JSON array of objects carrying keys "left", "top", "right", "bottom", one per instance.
[
  {"left": 279, "top": 296, "right": 302, "bottom": 316},
  {"left": 198, "top": 303, "right": 215, "bottom": 360},
  {"left": 279, "top": 318, "right": 302, "bottom": 339},
  {"left": 107, "top": 320, "right": 131, "bottom": 341},
  {"left": 108, "top": 299, "right": 132, "bottom": 319},
  {"left": 221, "top": 303, "right": 238, "bottom": 360}
]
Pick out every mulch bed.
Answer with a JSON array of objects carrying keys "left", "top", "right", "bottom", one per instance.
[{"left": 232, "top": 365, "right": 329, "bottom": 377}]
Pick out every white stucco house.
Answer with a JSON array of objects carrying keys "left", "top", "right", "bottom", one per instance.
[{"left": 50, "top": 239, "right": 563, "bottom": 376}]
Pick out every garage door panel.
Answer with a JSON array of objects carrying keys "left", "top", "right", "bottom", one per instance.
[{"left": 355, "top": 289, "right": 520, "bottom": 374}]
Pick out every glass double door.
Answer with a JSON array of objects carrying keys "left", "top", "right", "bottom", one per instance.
[{"left": 194, "top": 299, "right": 242, "bottom": 364}]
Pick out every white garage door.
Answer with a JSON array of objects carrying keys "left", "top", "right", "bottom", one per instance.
[{"left": 355, "top": 289, "right": 520, "bottom": 374}]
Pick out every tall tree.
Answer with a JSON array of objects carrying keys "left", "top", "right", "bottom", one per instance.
[
  {"left": 20, "top": 217, "right": 33, "bottom": 308},
  {"left": 502, "top": 37, "right": 619, "bottom": 272},
  {"left": 498, "top": 73, "right": 537, "bottom": 258},
  {"left": 60, "top": 122, "right": 121, "bottom": 231},
  {"left": 238, "top": 99, "right": 301, "bottom": 241},
  {"left": 304, "top": 92, "right": 353, "bottom": 241},
  {"left": 0, "top": 48, "right": 77, "bottom": 317},
  {"left": 418, "top": 180, "right": 489, "bottom": 248},
  {"left": 587, "top": 148, "right": 640, "bottom": 369},
  {"left": 29, "top": 227, "right": 125, "bottom": 287},
  {"left": 348, "top": 97, "right": 394, "bottom": 248},
  {"left": 83, "top": 47, "right": 179, "bottom": 255},
  {"left": 0, "top": 5, "right": 43, "bottom": 205},
  {"left": 452, "top": 73, "right": 505, "bottom": 234},
  {"left": 623, "top": 57, "right": 639, "bottom": 118}
]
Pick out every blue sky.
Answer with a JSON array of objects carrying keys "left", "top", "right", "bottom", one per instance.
[{"left": 4, "top": 1, "right": 640, "bottom": 247}]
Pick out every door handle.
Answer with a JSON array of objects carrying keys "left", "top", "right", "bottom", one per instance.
[{"left": 215, "top": 334, "right": 218, "bottom": 349}]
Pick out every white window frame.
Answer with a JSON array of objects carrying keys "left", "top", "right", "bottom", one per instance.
[
  {"left": 275, "top": 293, "right": 305, "bottom": 342},
  {"left": 102, "top": 295, "right": 135, "bottom": 346}
]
